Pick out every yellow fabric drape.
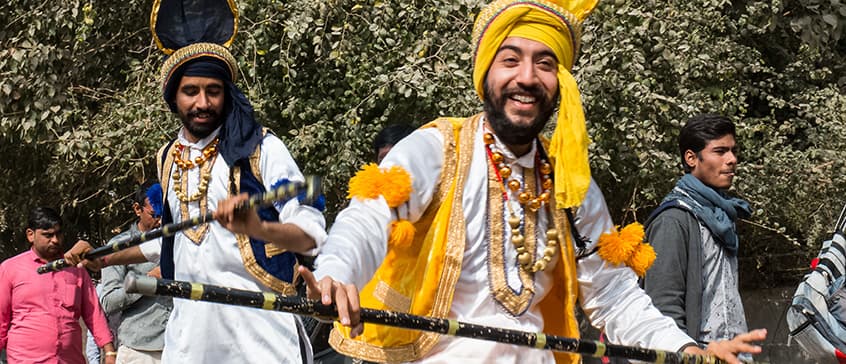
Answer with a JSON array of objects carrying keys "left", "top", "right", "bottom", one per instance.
[{"left": 330, "top": 116, "right": 582, "bottom": 364}]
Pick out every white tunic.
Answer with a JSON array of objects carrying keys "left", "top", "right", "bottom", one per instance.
[
  {"left": 141, "top": 127, "right": 327, "bottom": 363},
  {"left": 315, "top": 119, "right": 694, "bottom": 363}
]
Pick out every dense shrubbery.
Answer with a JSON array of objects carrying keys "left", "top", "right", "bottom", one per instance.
[{"left": 1, "top": 0, "right": 844, "bottom": 286}]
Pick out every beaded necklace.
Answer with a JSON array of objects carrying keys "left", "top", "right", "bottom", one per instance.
[
  {"left": 171, "top": 138, "right": 219, "bottom": 203},
  {"left": 483, "top": 132, "right": 558, "bottom": 273}
]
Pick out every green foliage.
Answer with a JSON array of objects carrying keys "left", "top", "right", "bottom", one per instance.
[
  {"left": 235, "top": 0, "right": 483, "bottom": 213},
  {"left": 583, "top": 0, "right": 846, "bottom": 286},
  {"left": 1, "top": 0, "right": 845, "bottom": 287},
  {"left": 0, "top": 0, "right": 156, "bottom": 256}
]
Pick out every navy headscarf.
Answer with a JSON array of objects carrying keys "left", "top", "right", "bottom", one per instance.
[{"left": 163, "top": 57, "right": 262, "bottom": 167}]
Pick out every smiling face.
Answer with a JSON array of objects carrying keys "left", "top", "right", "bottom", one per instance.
[
  {"left": 174, "top": 75, "right": 225, "bottom": 142},
  {"left": 686, "top": 134, "right": 738, "bottom": 189},
  {"left": 483, "top": 37, "right": 559, "bottom": 151}
]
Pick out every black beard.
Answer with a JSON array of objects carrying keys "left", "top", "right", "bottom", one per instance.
[
  {"left": 483, "top": 81, "right": 556, "bottom": 146},
  {"left": 179, "top": 108, "right": 223, "bottom": 140}
]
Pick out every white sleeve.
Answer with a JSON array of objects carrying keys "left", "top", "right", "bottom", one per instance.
[
  {"left": 314, "top": 128, "right": 445, "bottom": 288},
  {"left": 138, "top": 237, "right": 161, "bottom": 265},
  {"left": 260, "top": 134, "right": 327, "bottom": 256},
  {"left": 576, "top": 180, "right": 695, "bottom": 352}
]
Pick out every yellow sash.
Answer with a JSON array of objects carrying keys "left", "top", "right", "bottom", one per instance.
[{"left": 331, "top": 115, "right": 581, "bottom": 363}]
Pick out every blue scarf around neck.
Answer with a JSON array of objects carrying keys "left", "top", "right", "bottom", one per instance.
[{"left": 662, "top": 173, "right": 752, "bottom": 255}]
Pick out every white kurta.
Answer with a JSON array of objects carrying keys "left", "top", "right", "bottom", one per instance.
[
  {"left": 140, "top": 127, "right": 326, "bottom": 363},
  {"left": 315, "top": 119, "right": 694, "bottom": 363}
]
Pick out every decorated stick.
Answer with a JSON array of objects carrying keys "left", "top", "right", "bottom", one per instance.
[
  {"left": 37, "top": 176, "right": 321, "bottom": 274},
  {"left": 125, "top": 275, "right": 732, "bottom": 364}
]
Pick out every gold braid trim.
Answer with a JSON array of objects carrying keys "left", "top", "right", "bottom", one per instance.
[
  {"left": 237, "top": 232, "right": 298, "bottom": 295},
  {"left": 178, "top": 150, "right": 215, "bottom": 245},
  {"left": 156, "top": 142, "right": 177, "bottom": 206},
  {"left": 150, "top": 0, "right": 239, "bottom": 55},
  {"left": 488, "top": 162, "right": 539, "bottom": 315},
  {"left": 426, "top": 118, "right": 463, "bottom": 208},
  {"left": 160, "top": 43, "right": 239, "bottom": 91},
  {"left": 372, "top": 281, "right": 412, "bottom": 313},
  {"left": 157, "top": 139, "right": 210, "bottom": 245},
  {"left": 230, "top": 163, "right": 298, "bottom": 295},
  {"left": 329, "top": 114, "right": 480, "bottom": 362},
  {"left": 424, "top": 113, "right": 478, "bottom": 351}
]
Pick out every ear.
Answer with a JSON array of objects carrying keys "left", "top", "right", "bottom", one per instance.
[
  {"left": 132, "top": 202, "right": 143, "bottom": 217},
  {"left": 684, "top": 149, "right": 698, "bottom": 171},
  {"left": 26, "top": 228, "right": 35, "bottom": 243}
]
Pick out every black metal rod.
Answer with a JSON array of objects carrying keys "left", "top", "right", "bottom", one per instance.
[
  {"left": 37, "top": 176, "right": 321, "bottom": 274},
  {"left": 124, "top": 275, "right": 728, "bottom": 364}
]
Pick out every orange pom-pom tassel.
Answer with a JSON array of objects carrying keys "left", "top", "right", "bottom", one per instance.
[
  {"left": 598, "top": 222, "right": 649, "bottom": 274},
  {"left": 618, "top": 222, "right": 645, "bottom": 245},
  {"left": 347, "top": 164, "right": 412, "bottom": 208},
  {"left": 597, "top": 227, "right": 636, "bottom": 265},
  {"left": 347, "top": 163, "right": 384, "bottom": 200},
  {"left": 627, "top": 243, "right": 656, "bottom": 277},
  {"left": 379, "top": 166, "right": 413, "bottom": 208},
  {"left": 389, "top": 219, "right": 416, "bottom": 248}
]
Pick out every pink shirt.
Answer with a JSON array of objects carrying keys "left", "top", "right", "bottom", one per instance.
[{"left": 0, "top": 249, "right": 113, "bottom": 363}]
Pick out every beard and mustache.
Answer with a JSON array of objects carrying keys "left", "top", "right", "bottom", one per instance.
[
  {"left": 483, "top": 80, "right": 558, "bottom": 146},
  {"left": 179, "top": 107, "right": 224, "bottom": 140},
  {"left": 175, "top": 81, "right": 556, "bottom": 145}
]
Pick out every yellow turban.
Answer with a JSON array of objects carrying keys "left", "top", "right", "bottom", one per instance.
[{"left": 472, "top": 0, "right": 598, "bottom": 208}]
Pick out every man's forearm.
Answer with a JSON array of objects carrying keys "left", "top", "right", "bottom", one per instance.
[
  {"left": 103, "top": 245, "right": 148, "bottom": 266},
  {"left": 261, "top": 222, "right": 316, "bottom": 253},
  {"left": 99, "top": 267, "right": 133, "bottom": 315}
]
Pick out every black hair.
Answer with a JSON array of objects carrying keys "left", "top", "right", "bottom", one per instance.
[
  {"left": 27, "top": 207, "right": 62, "bottom": 231},
  {"left": 134, "top": 179, "right": 159, "bottom": 205},
  {"left": 678, "top": 114, "right": 736, "bottom": 172},
  {"left": 373, "top": 124, "right": 416, "bottom": 155}
]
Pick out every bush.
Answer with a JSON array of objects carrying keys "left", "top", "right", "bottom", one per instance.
[{"left": 2, "top": 0, "right": 845, "bottom": 288}]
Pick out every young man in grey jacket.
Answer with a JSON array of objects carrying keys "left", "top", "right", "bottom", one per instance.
[
  {"left": 99, "top": 181, "right": 172, "bottom": 363},
  {"left": 643, "top": 114, "right": 759, "bottom": 349}
]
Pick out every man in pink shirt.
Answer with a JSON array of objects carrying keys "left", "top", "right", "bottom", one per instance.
[{"left": 0, "top": 207, "right": 116, "bottom": 364}]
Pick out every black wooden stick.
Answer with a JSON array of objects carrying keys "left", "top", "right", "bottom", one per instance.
[
  {"left": 125, "top": 275, "right": 731, "bottom": 364},
  {"left": 37, "top": 176, "right": 321, "bottom": 274}
]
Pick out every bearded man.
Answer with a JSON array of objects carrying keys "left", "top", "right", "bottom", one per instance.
[
  {"left": 65, "top": 4, "right": 327, "bottom": 361},
  {"left": 299, "top": 0, "right": 766, "bottom": 363}
]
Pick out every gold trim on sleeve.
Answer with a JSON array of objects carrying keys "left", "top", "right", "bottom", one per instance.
[
  {"left": 264, "top": 243, "right": 286, "bottom": 259},
  {"left": 329, "top": 114, "right": 482, "bottom": 362}
]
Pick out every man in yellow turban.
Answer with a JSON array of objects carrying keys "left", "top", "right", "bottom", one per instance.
[{"left": 302, "top": 0, "right": 766, "bottom": 363}]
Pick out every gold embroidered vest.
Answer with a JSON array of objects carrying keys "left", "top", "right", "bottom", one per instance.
[
  {"left": 330, "top": 114, "right": 582, "bottom": 363},
  {"left": 155, "top": 129, "right": 299, "bottom": 295}
]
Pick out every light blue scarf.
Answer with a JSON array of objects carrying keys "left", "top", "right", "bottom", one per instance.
[{"left": 662, "top": 173, "right": 752, "bottom": 255}]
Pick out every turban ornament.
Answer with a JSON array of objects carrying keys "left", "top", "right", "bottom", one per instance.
[{"left": 151, "top": 0, "right": 261, "bottom": 167}]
